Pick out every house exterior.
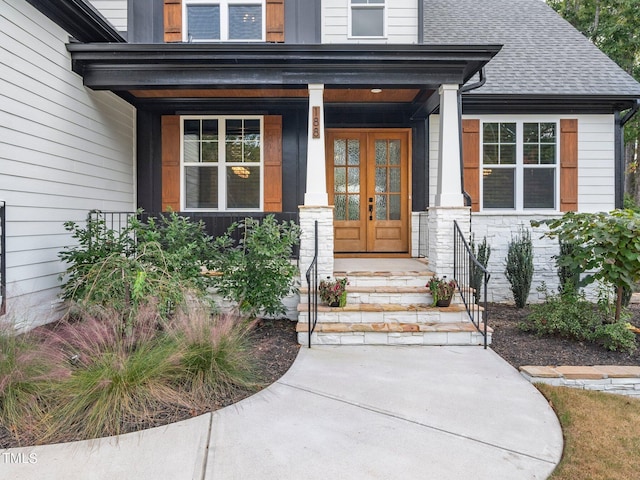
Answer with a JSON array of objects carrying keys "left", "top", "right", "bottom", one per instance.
[{"left": 1, "top": 0, "right": 640, "bottom": 329}]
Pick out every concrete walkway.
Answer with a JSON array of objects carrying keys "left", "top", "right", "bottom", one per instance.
[{"left": 1, "top": 346, "right": 562, "bottom": 479}]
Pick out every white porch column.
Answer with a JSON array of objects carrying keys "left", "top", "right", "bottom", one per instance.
[
  {"left": 429, "top": 84, "right": 469, "bottom": 278},
  {"left": 435, "top": 84, "right": 464, "bottom": 207},
  {"left": 299, "top": 84, "right": 333, "bottom": 285},
  {"left": 304, "top": 84, "right": 328, "bottom": 206}
]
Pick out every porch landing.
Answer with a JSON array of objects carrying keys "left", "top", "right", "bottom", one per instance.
[{"left": 298, "top": 258, "right": 491, "bottom": 346}]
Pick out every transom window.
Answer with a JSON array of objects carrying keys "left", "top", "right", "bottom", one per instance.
[
  {"left": 184, "top": 1, "right": 264, "bottom": 42},
  {"left": 482, "top": 121, "right": 558, "bottom": 210},
  {"left": 182, "top": 116, "right": 262, "bottom": 210},
  {"left": 350, "top": 0, "right": 385, "bottom": 38}
]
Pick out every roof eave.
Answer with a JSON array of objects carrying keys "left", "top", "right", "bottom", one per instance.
[
  {"left": 462, "top": 94, "right": 640, "bottom": 114},
  {"left": 26, "top": 0, "right": 125, "bottom": 43}
]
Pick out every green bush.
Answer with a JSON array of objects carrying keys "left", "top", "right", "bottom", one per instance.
[
  {"left": 505, "top": 226, "right": 534, "bottom": 308},
  {"left": 520, "top": 285, "right": 637, "bottom": 354},
  {"left": 556, "top": 240, "right": 581, "bottom": 293},
  {"left": 210, "top": 215, "right": 300, "bottom": 317},
  {"left": 470, "top": 234, "right": 491, "bottom": 304}
]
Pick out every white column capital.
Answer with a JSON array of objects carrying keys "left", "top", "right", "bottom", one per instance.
[{"left": 439, "top": 83, "right": 459, "bottom": 94}]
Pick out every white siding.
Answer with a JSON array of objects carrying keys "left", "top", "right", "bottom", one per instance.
[
  {"left": 88, "top": 0, "right": 127, "bottom": 32},
  {"left": 322, "top": 0, "right": 418, "bottom": 44},
  {"left": 427, "top": 113, "right": 616, "bottom": 302},
  {"left": 1, "top": 0, "right": 135, "bottom": 327}
]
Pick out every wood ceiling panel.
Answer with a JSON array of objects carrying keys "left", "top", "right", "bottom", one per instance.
[{"left": 129, "top": 88, "right": 422, "bottom": 102}]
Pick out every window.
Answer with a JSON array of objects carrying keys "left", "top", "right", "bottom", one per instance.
[
  {"left": 184, "top": 1, "right": 264, "bottom": 42},
  {"left": 182, "top": 116, "right": 262, "bottom": 210},
  {"left": 481, "top": 121, "right": 558, "bottom": 210},
  {"left": 350, "top": 0, "right": 385, "bottom": 37}
]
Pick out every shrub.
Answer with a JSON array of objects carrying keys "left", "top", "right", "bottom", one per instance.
[
  {"left": 556, "top": 239, "right": 581, "bottom": 293},
  {"left": 520, "top": 284, "right": 637, "bottom": 353},
  {"left": 167, "top": 304, "right": 257, "bottom": 407},
  {"left": 505, "top": 226, "right": 534, "bottom": 308},
  {"left": 470, "top": 234, "right": 491, "bottom": 304},
  {"left": 210, "top": 215, "right": 300, "bottom": 317}
]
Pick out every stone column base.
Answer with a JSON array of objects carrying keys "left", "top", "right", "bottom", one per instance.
[
  {"left": 427, "top": 206, "right": 471, "bottom": 278},
  {"left": 299, "top": 206, "right": 334, "bottom": 285}
]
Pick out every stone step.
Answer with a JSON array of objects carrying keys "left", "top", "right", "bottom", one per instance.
[
  {"left": 296, "top": 321, "right": 492, "bottom": 346},
  {"left": 299, "top": 285, "right": 440, "bottom": 305},
  {"left": 297, "top": 302, "right": 472, "bottom": 324}
]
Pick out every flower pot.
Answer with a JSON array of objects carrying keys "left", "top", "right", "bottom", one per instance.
[
  {"left": 436, "top": 297, "right": 452, "bottom": 307},
  {"left": 328, "top": 301, "right": 340, "bottom": 307}
]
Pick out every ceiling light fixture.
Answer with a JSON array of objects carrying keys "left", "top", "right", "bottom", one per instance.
[{"left": 370, "top": 88, "right": 382, "bottom": 94}]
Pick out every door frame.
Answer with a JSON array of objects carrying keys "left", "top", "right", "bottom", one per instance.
[{"left": 326, "top": 128, "right": 413, "bottom": 257}]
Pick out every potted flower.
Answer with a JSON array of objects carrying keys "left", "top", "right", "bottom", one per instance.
[
  {"left": 319, "top": 277, "right": 349, "bottom": 307},
  {"left": 427, "top": 276, "right": 456, "bottom": 307}
]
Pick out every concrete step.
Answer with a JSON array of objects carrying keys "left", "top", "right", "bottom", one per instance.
[
  {"left": 297, "top": 302, "right": 472, "bottom": 324},
  {"left": 296, "top": 321, "right": 492, "bottom": 346},
  {"left": 330, "top": 271, "right": 433, "bottom": 288}
]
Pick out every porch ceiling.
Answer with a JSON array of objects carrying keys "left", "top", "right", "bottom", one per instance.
[
  {"left": 128, "top": 88, "right": 424, "bottom": 103},
  {"left": 67, "top": 43, "right": 502, "bottom": 92}
]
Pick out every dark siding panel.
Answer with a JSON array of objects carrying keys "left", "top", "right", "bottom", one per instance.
[{"left": 136, "top": 111, "right": 162, "bottom": 212}]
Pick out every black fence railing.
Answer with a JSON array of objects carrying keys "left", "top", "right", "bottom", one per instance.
[
  {"left": 87, "top": 210, "right": 301, "bottom": 258},
  {"left": 0, "top": 201, "right": 5, "bottom": 316},
  {"left": 453, "top": 220, "right": 490, "bottom": 349},
  {"left": 305, "top": 220, "right": 319, "bottom": 348}
]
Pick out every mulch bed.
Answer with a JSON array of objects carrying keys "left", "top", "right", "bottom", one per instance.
[{"left": 489, "top": 303, "right": 640, "bottom": 368}]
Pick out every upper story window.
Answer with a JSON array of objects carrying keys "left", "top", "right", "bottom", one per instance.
[
  {"left": 350, "top": 0, "right": 385, "bottom": 38},
  {"left": 184, "top": 1, "right": 265, "bottom": 42},
  {"left": 481, "top": 121, "right": 558, "bottom": 210}
]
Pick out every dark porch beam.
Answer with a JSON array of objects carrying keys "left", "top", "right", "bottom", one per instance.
[{"left": 67, "top": 43, "right": 502, "bottom": 91}]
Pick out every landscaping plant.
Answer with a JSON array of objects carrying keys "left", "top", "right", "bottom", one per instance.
[
  {"left": 210, "top": 215, "right": 300, "bottom": 317},
  {"left": 533, "top": 209, "right": 640, "bottom": 321},
  {"left": 470, "top": 234, "right": 491, "bottom": 304},
  {"left": 505, "top": 226, "right": 534, "bottom": 308},
  {"left": 520, "top": 284, "right": 636, "bottom": 353}
]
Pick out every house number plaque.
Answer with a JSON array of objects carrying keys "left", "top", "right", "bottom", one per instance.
[{"left": 312, "top": 106, "right": 320, "bottom": 139}]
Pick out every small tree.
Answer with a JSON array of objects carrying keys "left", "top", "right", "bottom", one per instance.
[
  {"left": 505, "top": 226, "right": 534, "bottom": 308},
  {"left": 533, "top": 209, "right": 640, "bottom": 321}
]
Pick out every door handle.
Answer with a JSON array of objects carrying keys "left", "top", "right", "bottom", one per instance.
[{"left": 368, "top": 204, "right": 373, "bottom": 220}]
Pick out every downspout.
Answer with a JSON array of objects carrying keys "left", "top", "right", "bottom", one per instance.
[
  {"left": 615, "top": 99, "right": 640, "bottom": 208},
  {"left": 458, "top": 68, "right": 487, "bottom": 208}
]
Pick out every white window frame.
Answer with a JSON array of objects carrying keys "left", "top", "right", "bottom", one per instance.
[
  {"left": 182, "top": 0, "right": 266, "bottom": 42},
  {"left": 181, "top": 115, "right": 264, "bottom": 212},
  {"left": 348, "top": 0, "right": 387, "bottom": 39},
  {"left": 479, "top": 117, "right": 560, "bottom": 212}
]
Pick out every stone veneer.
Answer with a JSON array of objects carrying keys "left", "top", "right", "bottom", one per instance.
[
  {"left": 298, "top": 206, "right": 334, "bottom": 285},
  {"left": 427, "top": 206, "right": 471, "bottom": 278},
  {"left": 520, "top": 365, "right": 640, "bottom": 398}
]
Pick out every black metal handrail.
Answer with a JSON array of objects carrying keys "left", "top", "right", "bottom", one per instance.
[
  {"left": 305, "top": 220, "right": 319, "bottom": 348},
  {"left": 453, "top": 220, "right": 490, "bottom": 349},
  {"left": 0, "top": 201, "right": 6, "bottom": 316}
]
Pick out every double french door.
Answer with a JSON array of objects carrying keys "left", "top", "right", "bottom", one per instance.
[{"left": 326, "top": 129, "right": 410, "bottom": 253}]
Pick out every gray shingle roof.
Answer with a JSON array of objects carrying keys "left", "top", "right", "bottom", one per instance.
[{"left": 424, "top": 0, "right": 640, "bottom": 96}]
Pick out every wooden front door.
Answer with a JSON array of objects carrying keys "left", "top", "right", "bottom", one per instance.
[{"left": 327, "top": 129, "right": 410, "bottom": 253}]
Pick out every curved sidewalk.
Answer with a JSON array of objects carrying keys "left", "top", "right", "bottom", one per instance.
[{"left": 1, "top": 346, "right": 562, "bottom": 479}]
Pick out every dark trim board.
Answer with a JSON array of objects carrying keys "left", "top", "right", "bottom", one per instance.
[{"left": 462, "top": 94, "right": 640, "bottom": 114}]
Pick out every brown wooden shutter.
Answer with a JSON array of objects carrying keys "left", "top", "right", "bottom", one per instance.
[
  {"left": 266, "top": 0, "right": 285, "bottom": 42},
  {"left": 263, "top": 115, "right": 283, "bottom": 212},
  {"left": 164, "top": 0, "right": 182, "bottom": 42},
  {"left": 462, "top": 119, "right": 480, "bottom": 212},
  {"left": 162, "top": 116, "right": 181, "bottom": 212},
  {"left": 560, "top": 118, "right": 578, "bottom": 212}
]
